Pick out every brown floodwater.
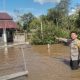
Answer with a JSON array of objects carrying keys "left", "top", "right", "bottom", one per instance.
[
  {"left": 32, "top": 44, "right": 70, "bottom": 57},
  {"left": 0, "top": 44, "right": 80, "bottom": 80},
  {"left": 0, "top": 45, "right": 25, "bottom": 76}
]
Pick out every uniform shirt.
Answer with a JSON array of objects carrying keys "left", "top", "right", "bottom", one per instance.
[
  {"left": 70, "top": 39, "right": 79, "bottom": 60},
  {"left": 58, "top": 38, "right": 80, "bottom": 60}
]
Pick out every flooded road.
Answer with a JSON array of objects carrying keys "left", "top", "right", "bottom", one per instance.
[
  {"left": 0, "top": 44, "right": 80, "bottom": 80},
  {"left": 32, "top": 44, "right": 70, "bottom": 57}
]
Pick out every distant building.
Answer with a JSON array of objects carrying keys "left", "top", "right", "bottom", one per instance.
[{"left": 0, "top": 12, "right": 17, "bottom": 43}]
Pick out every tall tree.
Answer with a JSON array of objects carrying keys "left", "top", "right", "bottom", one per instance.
[
  {"left": 56, "top": 0, "right": 70, "bottom": 16},
  {"left": 47, "top": 8, "right": 61, "bottom": 25},
  {"left": 56, "top": 0, "right": 70, "bottom": 27},
  {"left": 75, "top": 10, "right": 80, "bottom": 28},
  {"left": 20, "top": 12, "right": 35, "bottom": 31},
  {"left": 47, "top": 0, "right": 70, "bottom": 27}
]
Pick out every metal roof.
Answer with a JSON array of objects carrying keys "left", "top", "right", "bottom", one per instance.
[
  {"left": 0, "top": 12, "right": 17, "bottom": 29},
  {"left": 0, "top": 13, "right": 13, "bottom": 20}
]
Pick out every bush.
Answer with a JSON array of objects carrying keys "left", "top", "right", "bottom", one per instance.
[
  {"left": 54, "top": 27, "right": 69, "bottom": 38},
  {"left": 31, "top": 24, "right": 56, "bottom": 45},
  {"left": 31, "top": 24, "right": 70, "bottom": 45}
]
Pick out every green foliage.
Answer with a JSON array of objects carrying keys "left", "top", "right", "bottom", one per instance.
[
  {"left": 75, "top": 11, "right": 80, "bottom": 28},
  {"left": 54, "top": 28, "right": 69, "bottom": 38},
  {"left": 29, "top": 18, "right": 40, "bottom": 29},
  {"left": 31, "top": 20, "right": 70, "bottom": 45},
  {"left": 47, "top": 8, "right": 60, "bottom": 25},
  {"left": 47, "top": 0, "right": 71, "bottom": 27},
  {"left": 16, "top": 0, "right": 80, "bottom": 44},
  {"left": 31, "top": 24, "right": 56, "bottom": 45},
  {"left": 20, "top": 12, "right": 35, "bottom": 31},
  {"left": 78, "top": 34, "right": 80, "bottom": 40},
  {"left": 56, "top": 0, "right": 70, "bottom": 16}
]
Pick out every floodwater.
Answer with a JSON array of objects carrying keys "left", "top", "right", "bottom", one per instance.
[
  {"left": 0, "top": 44, "right": 80, "bottom": 80},
  {"left": 32, "top": 44, "right": 70, "bottom": 57}
]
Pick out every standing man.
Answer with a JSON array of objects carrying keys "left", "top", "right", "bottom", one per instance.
[{"left": 56, "top": 31, "right": 80, "bottom": 70}]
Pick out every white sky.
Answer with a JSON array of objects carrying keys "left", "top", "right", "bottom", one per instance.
[{"left": 34, "top": 0, "right": 61, "bottom": 4}]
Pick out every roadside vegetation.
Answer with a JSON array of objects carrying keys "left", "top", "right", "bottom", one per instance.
[{"left": 16, "top": 0, "right": 80, "bottom": 45}]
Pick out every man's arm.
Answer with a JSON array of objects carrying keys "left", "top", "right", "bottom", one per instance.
[{"left": 56, "top": 37, "right": 68, "bottom": 42}]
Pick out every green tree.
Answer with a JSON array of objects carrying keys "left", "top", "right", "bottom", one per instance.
[
  {"left": 47, "top": 0, "right": 70, "bottom": 27},
  {"left": 29, "top": 18, "right": 40, "bottom": 30},
  {"left": 75, "top": 10, "right": 80, "bottom": 28},
  {"left": 47, "top": 8, "right": 60, "bottom": 25},
  {"left": 56, "top": 0, "right": 70, "bottom": 27},
  {"left": 20, "top": 12, "right": 35, "bottom": 32},
  {"left": 56, "top": 0, "right": 70, "bottom": 16}
]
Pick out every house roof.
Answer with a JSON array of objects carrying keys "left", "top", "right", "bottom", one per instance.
[
  {"left": 0, "top": 12, "right": 17, "bottom": 29},
  {"left": 0, "top": 20, "right": 17, "bottom": 29},
  {"left": 0, "top": 13, "right": 13, "bottom": 20}
]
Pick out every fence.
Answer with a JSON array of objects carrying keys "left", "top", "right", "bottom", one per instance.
[{"left": 0, "top": 42, "right": 28, "bottom": 80}]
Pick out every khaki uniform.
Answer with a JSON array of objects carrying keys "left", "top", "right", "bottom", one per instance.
[
  {"left": 58, "top": 38, "right": 80, "bottom": 69},
  {"left": 58, "top": 38, "right": 80, "bottom": 60},
  {"left": 70, "top": 39, "right": 80, "bottom": 60}
]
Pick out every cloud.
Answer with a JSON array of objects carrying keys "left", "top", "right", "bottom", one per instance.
[
  {"left": 5, "top": 8, "right": 40, "bottom": 21},
  {"left": 34, "top": 0, "right": 61, "bottom": 4},
  {"left": 69, "top": 8, "right": 76, "bottom": 15}
]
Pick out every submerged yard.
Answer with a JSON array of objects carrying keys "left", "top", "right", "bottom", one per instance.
[{"left": 0, "top": 43, "right": 80, "bottom": 80}]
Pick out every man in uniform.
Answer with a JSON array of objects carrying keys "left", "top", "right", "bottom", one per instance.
[{"left": 56, "top": 31, "right": 80, "bottom": 70}]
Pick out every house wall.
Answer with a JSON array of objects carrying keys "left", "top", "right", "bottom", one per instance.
[{"left": 0, "top": 29, "right": 15, "bottom": 43}]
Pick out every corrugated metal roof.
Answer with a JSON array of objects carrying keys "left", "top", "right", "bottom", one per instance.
[
  {"left": 0, "top": 12, "right": 17, "bottom": 29},
  {"left": 0, "top": 20, "right": 17, "bottom": 29},
  {"left": 0, "top": 13, "right": 13, "bottom": 20}
]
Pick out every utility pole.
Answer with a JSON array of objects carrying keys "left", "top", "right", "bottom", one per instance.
[
  {"left": 3, "top": 0, "right": 6, "bottom": 12},
  {"left": 3, "top": 0, "right": 8, "bottom": 53},
  {"left": 41, "top": 21, "right": 43, "bottom": 39}
]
